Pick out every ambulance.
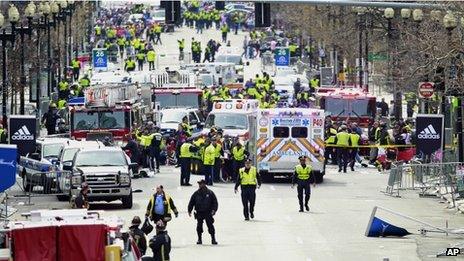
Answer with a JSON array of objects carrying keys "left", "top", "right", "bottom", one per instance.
[
  {"left": 256, "top": 108, "right": 325, "bottom": 182},
  {"left": 204, "top": 99, "right": 259, "bottom": 153}
]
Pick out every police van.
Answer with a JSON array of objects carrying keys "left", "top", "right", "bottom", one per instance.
[
  {"left": 203, "top": 99, "right": 258, "bottom": 154},
  {"left": 256, "top": 108, "right": 325, "bottom": 182}
]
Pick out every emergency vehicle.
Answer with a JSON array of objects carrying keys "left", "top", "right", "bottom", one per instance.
[
  {"left": 215, "top": 46, "right": 246, "bottom": 83},
  {"left": 180, "top": 62, "right": 242, "bottom": 89},
  {"left": 70, "top": 83, "right": 153, "bottom": 143},
  {"left": 256, "top": 108, "right": 325, "bottom": 182},
  {"left": 204, "top": 99, "right": 258, "bottom": 153},
  {"left": 316, "top": 88, "right": 376, "bottom": 127},
  {"left": 0, "top": 209, "right": 142, "bottom": 260}
]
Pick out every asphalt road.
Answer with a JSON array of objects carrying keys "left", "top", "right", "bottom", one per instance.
[{"left": 8, "top": 26, "right": 464, "bottom": 261}]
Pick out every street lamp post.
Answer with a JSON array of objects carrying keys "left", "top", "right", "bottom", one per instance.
[
  {"left": 67, "top": 0, "right": 75, "bottom": 66},
  {"left": 385, "top": 8, "right": 400, "bottom": 121},
  {"left": 357, "top": 7, "right": 366, "bottom": 89},
  {"left": 443, "top": 11, "right": 459, "bottom": 157}
]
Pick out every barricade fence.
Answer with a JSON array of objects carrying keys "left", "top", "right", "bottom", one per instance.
[{"left": 384, "top": 162, "right": 464, "bottom": 207}]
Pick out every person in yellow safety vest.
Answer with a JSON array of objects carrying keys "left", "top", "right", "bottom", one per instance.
[
  {"left": 132, "top": 38, "right": 141, "bottom": 51},
  {"left": 58, "top": 79, "right": 70, "bottom": 99},
  {"left": 139, "top": 129, "right": 155, "bottom": 169},
  {"left": 180, "top": 140, "right": 197, "bottom": 186},
  {"left": 212, "top": 137, "right": 223, "bottom": 183},
  {"left": 136, "top": 51, "right": 146, "bottom": 71},
  {"left": 202, "top": 139, "right": 216, "bottom": 185},
  {"left": 181, "top": 116, "right": 192, "bottom": 137},
  {"left": 145, "top": 185, "right": 179, "bottom": 223},
  {"left": 348, "top": 129, "right": 360, "bottom": 172},
  {"left": 292, "top": 156, "right": 314, "bottom": 212},
  {"left": 0, "top": 124, "right": 6, "bottom": 144},
  {"left": 57, "top": 99, "right": 67, "bottom": 110},
  {"left": 178, "top": 38, "right": 185, "bottom": 60},
  {"left": 234, "top": 158, "right": 261, "bottom": 220},
  {"left": 94, "top": 25, "right": 101, "bottom": 36},
  {"left": 221, "top": 23, "right": 229, "bottom": 43},
  {"left": 147, "top": 49, "right": 156, "bottom": 71},
  {"left": 334, "top": 125, "right": 350, "bottom": 173},
  {"left": 117, "top": 37, "right": 126, "bottom": 56},
  {"left": 154, "top": 24, "right": 162, "bottom": 45},
  {"left": 125, "top": 57, "right": 136, "bottom": 72},
  {"left": 79, "top": 74, "right": 90, "bottom": 89},
  {"left": 231, "top": 141, "right": 248, "bottom": 182},
  {"left": 297, "top": 92, "right": 310, "bottom": 105},
  {"left": 246, "top": 85, "right": 258, "bottom": 98},
  {"left": 288, "top": 43, "right": 298, "bottom": 57},
  {"left": 71, "top": 58, "right": 81, "bottom": 81},
  {"left": 310, "top": 78, "right": 320, "bottom": 90}
]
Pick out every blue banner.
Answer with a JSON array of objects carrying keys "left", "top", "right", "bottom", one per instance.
[
  {"left": 274, "top": 47, "right": 290, "bottom": 67},
  {"left": 0, "top": 145, "right": 17, "bottom": 192},
  {"left": 92, "top": 48, "right": 108, "bottom": 71},
  {"left": 367, "top": 217, "right": 411, "bottom": 237}
]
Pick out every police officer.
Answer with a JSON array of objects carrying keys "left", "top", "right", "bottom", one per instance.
[
  {"left": 58, "top": 79, "right": 70, "bottom": 99},
  {"left": 221, "top": 23, "right": 229, "bottom": 43},
  {"left": 136, "top": 51, "right": 146, "bottom": 71},
  {"left": 234, "top": 159, "right": 261, "bottom": 220},
  {"left": 334, "top": 125, "right": 350, "bottom": 173},
  {"left": 348, "top": 128, "right": 360, "bottom": 171},
  {"left": 231, "top": 141, "right": 248, "bottom": 182},
  {"left": 41, "top": 104, "right": 60, "bottom": 135},
  {"left": 188, "top": 180, "right": 218, "bottom": 245},
  {"left": 139, "top": 129, "right": 155, "bottom": 170},
  {"left": 147, "top": 49, "right": 156, "bottom": 71},
  {"left": 181, "top": 116, "right": 192, "bottom": 137},
  {"left": 180, "top": 140, "right": 197, "bottom": 186},
  {"left": 125, "top": 57, "right": 136, "bottom": 72},
  {"left": 292, "top": 156, "right": 314, "bottom": 212},
  {"left": 79, "top": 74, "right": 90, "bottom": 90},
  {"left": 154, "top": 23, "right": 162, "bottom": 45},
  {"left": 178, "top": 38, "right": 185, "bottom": 60},
  {"left": 324, "top": 123, "right": 338, "bottom": 166},
  {"left": 150, "top": 127, "right": 163, "bottom": 173},
  {"left": 202, "top": 139, "right": 216, "bottom": 185},
  {"left": 71, "top": 58, "right": 81, "bottom": 81}
]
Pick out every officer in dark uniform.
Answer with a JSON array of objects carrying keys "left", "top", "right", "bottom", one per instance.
[
  {"left": 188, "top": 180, "right": 218, "bottom": 245},
  {"left": 129, "top": 216, "right": 147, "bottom": 256},
  {"left": 234, "top": 159, "right": 261, "bottom": 220},
  {"left": 292, "top": 156, "right": 315, "bottom": 212},
  {"left": 147, "top": 221, "right": 171, "bottom": 261}
]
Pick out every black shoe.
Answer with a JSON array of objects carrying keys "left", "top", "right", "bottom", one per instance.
[
  {"left": 338, "top": 169, "right": 342, "bottom": 173},
  {"left": 361, "top": 163, "right": 368, "bottom": 168},
  {"left": 350, "top": 167, "right": 355, "bottom": 171},
  {"left": 244, "top": 217, "right": 250, "bottom": 221},
  {"left": 299, "top": 207, "right": 304, "bottom": 212},
  {"left": 211, "top": 235, "right": 218, "bottom": 245},
  {"left": 305, "top": 205, "right": 309, "bottom": 211},
  {"left": 250, "top": 213, "right": 254, "bottom": 219},
  {"left": 185, "top": 183, "right": 192, "bottom": 186},
  {"left": 197, "top": 240, "right": 202, "bottom": 245}
]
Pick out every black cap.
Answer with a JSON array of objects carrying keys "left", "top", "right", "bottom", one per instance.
[
  {"left": 132, "top": 216, "right": 142, "bottom": 225},
  {"left": 298, "top": 156, "right": 307, "bottom": 160},
  {"left": 197, "top": 179, "right": 206, "bottom": 184},
  {"left": 245, "top": 158, "right": 252, "bottom": 163}
]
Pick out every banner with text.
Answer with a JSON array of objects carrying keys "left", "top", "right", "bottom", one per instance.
[{"left": 415, "top": 114, "right": 444, "bottom": 161}]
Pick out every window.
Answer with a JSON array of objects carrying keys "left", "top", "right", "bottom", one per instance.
[
  {"left": 189, "top": 112, "right": 198, "bottom": 124},
  {"left": 100, "top": 111, "right": 125, "bottom": 129},
  {"left": 75, "top": 151, "right": 127, "bottom": 167},
  {"left": 291, "top": 127, "right": 308, "bottom": 138},
  {"left": 73, "top": 112, "right": 98, "bottom": 130},
  {"left": 273, "top": 127, "right": 289, "bottom": 138},
  {"left": 205, "top": 113, "right": 248, "bottom": 130}
]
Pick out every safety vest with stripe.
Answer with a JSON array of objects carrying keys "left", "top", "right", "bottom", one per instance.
[
  {"left": 147, "top": 193, "right": 174, "bottom": 218},
  {"left": 180, "top": 143, "right": 192, "bottom": 158},
  {"left": 232, "top": 146, "right": 245, "bottom": 161},
  {"left": 239, "top": 166, "right": 258, "bottom": 185},
  {"left": 295, "top": 164, "right": 311, "bottom": 180}
]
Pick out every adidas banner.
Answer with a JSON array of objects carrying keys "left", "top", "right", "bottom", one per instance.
[
  {"left": 8, "top": 115, "right": 37, "bottom": 156},
  {"left": 415, "top": 114, "right": 444, "bottom": 158}
]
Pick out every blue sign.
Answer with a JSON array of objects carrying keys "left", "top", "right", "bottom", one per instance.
[
  {"left": 274, "top": 47, "right": 290, "bottom": 67},
  {"left": 92, "top": 48, "right": 108, "bottom": 71},
  {"left": 0, "top": 145, "right": 17, "bottom": 192}
]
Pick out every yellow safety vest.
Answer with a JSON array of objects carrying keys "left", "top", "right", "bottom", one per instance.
[
  {"left": 72, "top": 60, "right": 80, "bottom": 69},
  {"left": 325, "top": 128, "right": 337, "bottom": 144},
  {"left": 126, "top": 60, "right": 136, "bottom": 69},
  {"left": 214, "top": 143, "right": 222, "bottom": 158},
  {"left": 232, "top": 146, "right": 245, "bottom": 161},
  {"left": 57, "top": 100, "right": 67, "bottom": 109},
  {"left": 147, "top": 51, "right": 156, "bottom": 62},
  {"left": 310, "top": 79, "right": 319, "bottom": 88},
  {"left": 79, "top": 78, "right": 90, "bottom": 87},
  {"left": 336, "top": 132, "right": 350, "bottom": 146},
  {"left": 349, "top": 133, "right": 360, "bottom": 147},
  {"left": 295, "top": 164, "right": 311, "bottom": 180},
  {"left": 180, "top": 143, "right": 192, "bottom": 158},
  {"left": 203, "top": 144, "right": 216, "bottom": 166},
  {"left": 59, "top": 81, "right": 69, "bottom": 91},
  {"left": 140, "top": 134, "right": 154, "bottom": 147},
  {"left": 239, "top": 167, "right": 258, "bottom": 185},
  {"left": 136, "top": 52, "right": 145, "bottom": 61}
]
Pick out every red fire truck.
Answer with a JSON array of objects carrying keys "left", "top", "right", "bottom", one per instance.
[
  {"left": 316, "top": 88, "right": 376, "bottom": 127},
  {"left": 70, "top": 83, "right": 152, "bottom": 143}
]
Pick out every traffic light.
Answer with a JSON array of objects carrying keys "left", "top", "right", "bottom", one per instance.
[
  {"left": 215, "top": 1, "right": 225, "bottom": 10},
  {"left": 255, "top": 3, "right": 271, "bottom": 28},
  {"left": 164, "top": 1, "right": 181, "bottom": 24}
]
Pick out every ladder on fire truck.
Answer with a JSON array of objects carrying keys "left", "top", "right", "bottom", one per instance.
[
  {"left": 150, "top": 69, "right": 196, "bottom": 88},
  {"left": 84, "top": 83, "right": 139, "bottom": 107}
]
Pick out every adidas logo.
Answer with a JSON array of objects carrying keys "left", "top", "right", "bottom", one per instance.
[
  {"left": 417, "top": 124, "right": 440, "bottom": 139},
  {"left": 11, "top": 125, "right": 34, "bottom": 141}
]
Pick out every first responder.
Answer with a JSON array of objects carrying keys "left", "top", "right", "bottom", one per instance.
[
  {"left": 139, "top": 129, "right": 155, "bottom": 170},
  {"left": 181, "top": 116, "right": 192, "bottom": 137},
  {"left": 125, "top": 57, "right": 136, "bottom": 72},
  {"left": 324, "top": 123, "right": 338, "bottom": 166},
  {"left": 213, "top": 137, "right": 223, "bottom": 183},
  {"left": 150, "top": 127, "right": 163, "bottom": 173},
  {"left": 58, "top": 79, "right": 70, "bottom": 99},
  {"left": 148, "top": 221, "right": 171, "bottom": 261},
  {"left": 71, "top": 58, "right": 81, "bottom": 81},
  {"left": 348, "top": 128, "right": 360, "bottom": 171},
  {"left": 292, "top": 156, "right": 314, "bottom": 212},
  {"left": 188, "top": 179, "right": 219, "bottom": 245},
  {"left": 202, "top": 139, "right": 216, "bottom": 185},
  {"left": 129, "top": 216, "right": 147, "bottom": 256},
  {"left": 180, "top": 140, "right": 197, "bottom": 186},
  {"left": 334, "top": 125, "right": 350, "bottom": 173},
  {"left": 146, "top": 185, "right": 179, "bottom": 224},
  {"left": 178, "top": 38, "right": 185, "bottom": 60},
  {"left": 231, "top": 140, "right": 248, "bottom": 182},
  {"left": 221, "top": 23, "right": 229, "bottom": 43},
  {"left": 79, "top": 74, "right": 90, "bottom": 89},
  {"left": 154, "top": 23, "right": 162, "bottom": 45},
  {"left": 234, "top": 159, "right": 261, "bottom": 220},
  {"left": 136, "top": 51, "right": 146, "bottom": 71},
  {"left": 146, "top": 49, "right": 156, "bottom": 71}
]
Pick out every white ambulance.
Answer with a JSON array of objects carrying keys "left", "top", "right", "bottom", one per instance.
[
  {"left": 256, "top": 108, "right": 326, "bottom": 182},
  {"left": 204, "top": 99, "right": 259, "bottom": 155}
]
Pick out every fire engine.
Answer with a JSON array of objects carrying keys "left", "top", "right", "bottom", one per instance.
[
  {"left": 316, "top": 88, "right": 376, "bottom": 127},
  {"left": 69, "top": 83, "right": 153, "bottom": 143},
  {"left": 151, "top": 69, "right": 203, "bottom": 110}
]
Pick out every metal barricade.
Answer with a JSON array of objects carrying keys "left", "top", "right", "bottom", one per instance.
[
  {"left": 384, "top": 162, "right": 464, "bottom": 206},
  {"left": 18, "top": 171, "right": 73, "bottom": 205}
]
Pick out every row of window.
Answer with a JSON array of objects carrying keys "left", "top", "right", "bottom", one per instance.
[{"left": 273, "top": 127, "right": 308, "bottom": 138}]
